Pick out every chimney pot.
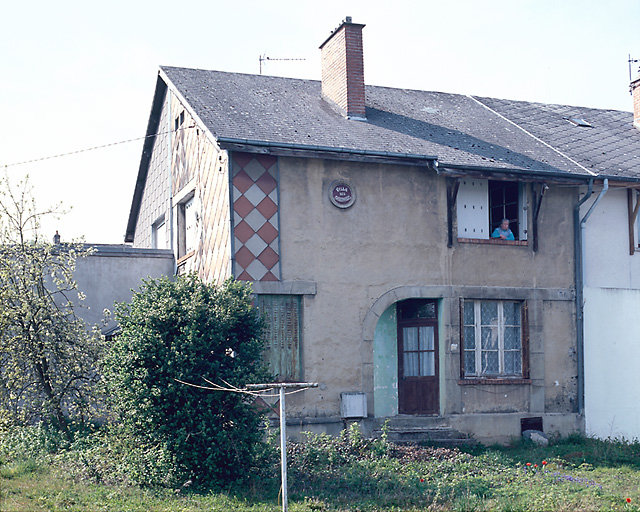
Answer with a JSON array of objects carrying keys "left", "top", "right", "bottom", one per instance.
[{"left": 320, "top": 17, "right": 366, "bottom": 120}]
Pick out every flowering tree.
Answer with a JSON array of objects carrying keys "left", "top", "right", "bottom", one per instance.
[{"left": 0, "top": 176, "right": 102, "bottom": 429}]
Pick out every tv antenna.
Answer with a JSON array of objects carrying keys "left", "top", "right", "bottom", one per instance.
[
  {"left": 259, "top": 54, "right": 306, "bottom": 74},
  {"left": 629, "top": 54, "right": 639, "bottom": 81}
]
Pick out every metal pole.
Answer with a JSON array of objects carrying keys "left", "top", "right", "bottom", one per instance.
[{"left": 279, "top": 385, "right": 288, "bottom": 512}]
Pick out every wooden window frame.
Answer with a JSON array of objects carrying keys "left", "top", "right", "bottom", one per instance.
[{"left": 459, "top": 298, "right": 530, "bottom": 383}]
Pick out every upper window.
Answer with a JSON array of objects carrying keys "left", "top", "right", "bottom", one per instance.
[
  {"left": 152, "top": 216, "right": 166, "bottom": 249},
  {"left": 461, "top": 299, "right": 528, "bottom": 379},
  {"left": 256, "top": 294, "right": 301, "bottom": 382},
  {"left": 457, "top": 179, "right": 528, "bottom": 241},
  {"left": 177, "top": 195, "right": 197, "bottom": 258}
]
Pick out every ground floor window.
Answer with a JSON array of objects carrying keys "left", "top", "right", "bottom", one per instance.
[
  {"left": 461, "top": 299, "right": 528, "bottom": 378},
  {"left": 256, "top": 294, "right": 301, "bottom": 381}
]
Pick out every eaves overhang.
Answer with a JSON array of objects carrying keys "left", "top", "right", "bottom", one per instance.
[
  {"left": 216, "top": 137, "right": 438, "bottom": 167},
  {"left": 125, "top": 75, "right": 168, "bottom": 243},
  {"left": 438, "top": 162, "right": 594, "bottom": 184}
]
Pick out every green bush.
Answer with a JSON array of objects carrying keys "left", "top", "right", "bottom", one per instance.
[{"left": 102, "top": 276, "right": 270, "bottom": 488}]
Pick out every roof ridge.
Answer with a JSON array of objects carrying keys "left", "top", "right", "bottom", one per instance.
[{"left": 468, "top": 95, "right": 597, "bottom": 177}]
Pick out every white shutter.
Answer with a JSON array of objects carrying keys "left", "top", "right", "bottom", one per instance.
[{"left": 456, "top": 179, "right": 489, "bottom": 239}]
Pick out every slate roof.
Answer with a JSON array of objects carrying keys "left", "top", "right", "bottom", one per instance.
[
  {"left": 475, "top": 97, "right": 640, "bottom": 179},
  {"left": 161, "top": 66, "right": 592, "bottom": 176}
]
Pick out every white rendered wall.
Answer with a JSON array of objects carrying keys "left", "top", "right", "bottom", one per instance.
[
  {"left": 584, "top": 287, "right": 640, "bottom": 440},
  {"left": 582, "top": 187, "right": 640, "bottom": 289},
  {"left": 582, "top": 188, "right": 640, "bottom": 439}
]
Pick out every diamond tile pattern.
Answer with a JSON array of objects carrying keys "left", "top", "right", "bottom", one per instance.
[{"left": 232, "top": 153, "right": 280, "bottom": 281}]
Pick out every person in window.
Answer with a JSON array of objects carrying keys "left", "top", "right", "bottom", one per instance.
[{"left": 491, "top": 218, "right": 515, "bottom": 240}]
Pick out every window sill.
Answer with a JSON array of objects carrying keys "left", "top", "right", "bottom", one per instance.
[
  {"left": 458, "top": 378, "right": 531, "bottom": 385},
  {"left": 177, "top": 250, "right": 195, "bottom": 265},
  {"left": 457, "top": 238, "right": 528, "bottom": 246}
]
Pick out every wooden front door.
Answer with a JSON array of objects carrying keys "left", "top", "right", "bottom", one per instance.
[{"left": 397, "top": 299, "right": 439, "bottom": 415}]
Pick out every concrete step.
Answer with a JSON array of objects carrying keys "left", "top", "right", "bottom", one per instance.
[{"left": 371, "top": 418, "right": 477, "bottom": 446}]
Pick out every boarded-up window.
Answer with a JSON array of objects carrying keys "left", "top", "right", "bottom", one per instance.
[{"left": 256, "top": 295, "right": 301, "bottom": 382}]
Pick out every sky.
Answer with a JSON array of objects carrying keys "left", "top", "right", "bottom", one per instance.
[{"left": 1, "top": 0, "right": 639, "bottom": 243}]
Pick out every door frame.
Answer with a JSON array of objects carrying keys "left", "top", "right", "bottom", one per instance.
[{"left": 397, "top": 299, "right": 440, "bottom": 415}]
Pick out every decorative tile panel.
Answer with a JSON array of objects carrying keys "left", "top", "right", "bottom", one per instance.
[{"left": 232, "top": 153, "right": 280, "bottom": 281}]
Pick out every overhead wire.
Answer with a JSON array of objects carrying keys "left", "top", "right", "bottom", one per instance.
[{"left": 1, "top": 125, "right": 196, "bottom": 169}]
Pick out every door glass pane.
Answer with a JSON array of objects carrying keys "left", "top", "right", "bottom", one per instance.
[
  {"left": 420, "top": 352, "right": 435, "bottom": 376},
  {"left": 481, "top": 301, "right": 498, "bottom": 325},
  {"left": 481, "top": 350, "right": 499, "bottom": 374},
  {"left": 419, "top": 326, "right": 434, "bottom": 351},
  {"left": 399, "top": 300, "right": 436, "bottom": 320},
  {"left": 403, "top": 353, "right": 419, "bottom": 377},
  {"left": 403, "top": 327, "right": 418, "bottom": 351}
]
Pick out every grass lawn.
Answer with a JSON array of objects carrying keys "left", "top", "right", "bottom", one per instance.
[{"left": 2, "top": 427, "right": 640, "bottom": 511}]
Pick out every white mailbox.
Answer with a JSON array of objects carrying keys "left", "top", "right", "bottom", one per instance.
[{"left": 340, "top": 392, "right": 367, "bottom": 419}]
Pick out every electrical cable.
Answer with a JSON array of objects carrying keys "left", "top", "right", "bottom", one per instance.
[{"left": 1, "top": 125, "right": 196, "bottom": 169}]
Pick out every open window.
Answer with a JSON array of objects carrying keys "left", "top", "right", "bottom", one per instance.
[
  {"left": 460, "top": 299, "right": 529, "bottom": 380},
  {"left": 457, "top": 179, "right": 528, "bottom": 241}
]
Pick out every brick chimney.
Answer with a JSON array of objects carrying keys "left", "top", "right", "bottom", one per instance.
[
  {"left": 319, "top": 17, "right": 366, "bottom": 120},
  {"left": 632, "top": 76, "right": 640, "bottom": 130}
]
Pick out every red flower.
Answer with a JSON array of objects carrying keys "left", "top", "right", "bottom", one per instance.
[
  {"left": 420, "top": 478, "right": 425, "bottom": 483},
  {"left": 542, "top": 460, "right": 547, "bottom": 465},
  {"left": 526, "top": 462, "right": 532, "bottom": 466},
  {"left": 627, "top": 498, "right": 632, "bottom": 503},
  {"left": 534, "top": 464, "right": 538, "bottom": 468}
]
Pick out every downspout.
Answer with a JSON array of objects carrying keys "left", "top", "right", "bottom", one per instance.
[{"left": 574, "top": 178, "right": 607, "bottom": 415}]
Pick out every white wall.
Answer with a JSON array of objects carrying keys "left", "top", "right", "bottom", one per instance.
[
  {"left": 582, "top": 187, "right": 640, "bottom": 289},
  {"left": 582, "top": 188, "right": 640, "bottom": 439},
  {"left": 584, "top": 286, "right": 640, "bottom": 440}
]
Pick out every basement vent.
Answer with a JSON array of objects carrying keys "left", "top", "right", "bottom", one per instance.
[
  {"left": 520, "top": 416, "right": 543, "bottom": 433},
  {"left": 340, "top": 392, "right": 367, "bottom": 419}
]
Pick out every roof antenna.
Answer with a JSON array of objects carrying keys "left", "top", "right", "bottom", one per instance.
[
  {"left": 259, "top": 54, "right": 306, "bottom": 75},
  {"left": 629, "top": 54, "right": 639, "bottom": 82}
]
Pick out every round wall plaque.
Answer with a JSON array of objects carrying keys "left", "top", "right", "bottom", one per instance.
[{"left": 329, "top": 181, "right": 356, "bottom": 209}]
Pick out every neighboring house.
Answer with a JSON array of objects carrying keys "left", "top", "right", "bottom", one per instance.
[
  {"left": 124, "top": 18, "right": 640, "bottom": 442},
  {"left": 72, "top": 244, "right": 174, "bottom": 336},
  {"left": 473, "top": 91, "right": 640, "bottom": 440}
]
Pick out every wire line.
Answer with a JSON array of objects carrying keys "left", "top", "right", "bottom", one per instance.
[{"left": 1, "top": 125, "right": 196, "bottom": 169}]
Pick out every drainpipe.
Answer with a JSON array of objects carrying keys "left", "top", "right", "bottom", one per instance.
[{"left": 574, "top": 178, "right": 608, "bottom": 415}]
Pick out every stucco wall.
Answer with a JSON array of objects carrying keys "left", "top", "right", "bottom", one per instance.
[
  {"left": 73, "top": 246, "right": 174, "bottom": 333},
  {"left": 584, "top": 286, "right": 640, "bottom": 440},
  {"left": 277, "top": 156, "right": 578, "bottom": 424}
]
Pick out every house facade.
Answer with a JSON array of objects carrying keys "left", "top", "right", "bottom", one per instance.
[{"left": 125, "top": 18, "right": 640, "bottom": 443}]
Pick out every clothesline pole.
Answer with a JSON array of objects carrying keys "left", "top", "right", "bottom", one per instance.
[{"left": 246, "top": 382, "right": 318, "bottom": 512}]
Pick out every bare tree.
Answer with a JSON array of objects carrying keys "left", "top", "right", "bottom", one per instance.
[{"left": 0, "top": 175, "right": 102, "bottom": 429}]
